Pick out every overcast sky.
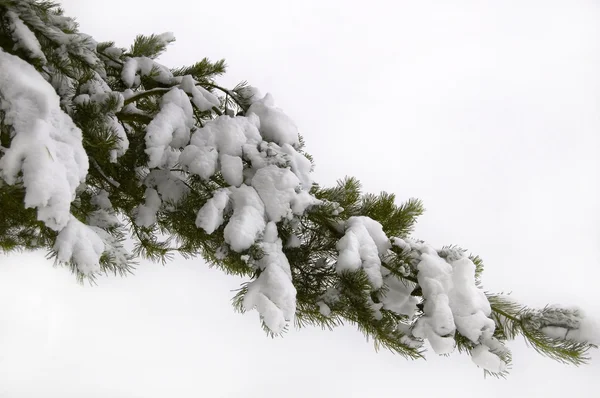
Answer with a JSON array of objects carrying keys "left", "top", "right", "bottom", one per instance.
[{"left": 1, "top": 1, "right": 599, "bottom": 397}]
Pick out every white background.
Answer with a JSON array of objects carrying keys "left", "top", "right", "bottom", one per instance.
[{"left": 1, "top": 1, "right": 598, "bottom": 397}]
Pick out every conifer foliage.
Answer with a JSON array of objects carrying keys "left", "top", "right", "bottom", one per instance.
[{"left": 0, "top": 1, "right": 596, "bottom": 376}]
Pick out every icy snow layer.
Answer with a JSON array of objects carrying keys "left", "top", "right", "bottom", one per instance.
[
  {"left": 243, "top": 222, "right": 296, "bottom": 333},
  {"left": 0, "top": 49, "right": 89, "bottom": 231},
  {"left": 6, "top": 11, "right": 46, "bottom": 62},
  {"left": 336, "top": 216, "right": 392, "bottom": 289}
]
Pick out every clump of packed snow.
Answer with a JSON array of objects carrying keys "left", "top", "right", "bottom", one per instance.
[
  {"left": 242, "top": 222, "right": 296, "bottom": 333},
  {"left": 219, "top": 154, "right": 244, "bottom": 187},
  {"left": 0, "top": 49, "right": 88, "bottom": 231},
  {"left": 143, "top": 170, "right": 189, "bottom": 206},
  {"left": 280, "top": 144, "right": 313, "bottom": 189},
  {"left": 135, "top": 188, "right": 162, "bottom": 227},
  {"left": 336, "top": 216, "right": 391, "bottom": 289},
  {"left": 196, "top": 189, "right": 230, "bottom": 234},
  {"left": 471, "top": 344, "right": 507, "bottom": 373},
  {"left": 247, "top": 93, "right": 300, "bottom": 147},
  {"left": 156, "top": 32, "right": 176, "bottom": 47}
]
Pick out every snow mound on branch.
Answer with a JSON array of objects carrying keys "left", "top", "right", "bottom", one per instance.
[
  {"left": 121, "top": 57, "right": 174, "bottom": 88},
  {"left": 0, "top": 49, "right": 88, "bottom": 231},
  {"left": 196, "top": 189, "right": 230, "bottom": 234},
  {"left": 77, "top": 72, "right": 128, "bottom": 162},
  {"left": 412, "top": 252, "right": 456, "bottom": 354},
  {"left": 179, "top": 145, "right": 218, "bottom": 180},
  {"left": 409, "top": 247, "right": 507, "bottom": 369},
  {"left": 219, "top": 154, "right": 244, "bottom": 187},
  {"left": 380, "top": 275, "right": 419, "bottom": 316},
  {"left": 223, "top": 185, "right": 265, "bottom": 252},
  {"left": 54, "top": 216, "right": 104, "bottom": 275},
  {"left": 251, "top": 165, "right": 318, "bottom": 222},
  {"left": 448, "top": 256, "right": 495, "bottom": 343},
  {"left": 336, "top": 216, "right": 391, "bottom": 289},
  {"left": 6, "top": 11, "right": 46, "bottom": 62},
  {"left": 180, "top": 75, "right": 220, "bottom": 112},
  {"left": 243, "top": 222, "right": 296, "bottom": 333},
  {"left": 471, "top": 345, "right": 506, "bottom": 373},
  {"left": 247, "top": 93, "right": 300, "bottom": 147},
  {"left": 156, "top": 32, "right": 176, "bottom": 46},
  {"left": 280, "top": 143, "right": 313, "bottom": 189},
  {"left": 145, "top": 87, "right": 194, "bottom": 168},
  {"left": 135, "top": 188, "right": 161, "bottom": 227},
  {"left": 181, "top": 115, "right": 262, "bottom": 182},
  {"left": 540, "top": 307, "right": 600, "bottom": 345}
]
